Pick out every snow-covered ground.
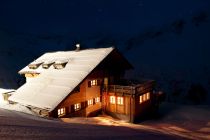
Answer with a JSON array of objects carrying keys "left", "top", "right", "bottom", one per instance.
[{"left": 0, "top": 102, "right": 209, "bottom": 140}]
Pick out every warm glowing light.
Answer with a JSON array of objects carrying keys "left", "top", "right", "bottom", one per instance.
[
  {"left": 110, "top": 96, "right": 115, "bottom": 104},
  {"left": 146, "top": 92, "right": 150, "bottom": 100},
  {"left": 91, "top": 80, "right": 97, "bottom": 86},
  {"left": 104, "top": 77, "right": 108, "bottom": 85},
  {"left": 58, "top": 107, "right": 65, "bottom": 116},
  {"left": 87, "top": 99, "right": 93, "bottom": 106},
  {"left": 143, "top": 94, "right": 146, "bottom": 101},
  {"left": 88, "top": 79, "right": 100, "bottom": 87},
  {"left": 139, "top": 95, "right": 143, "bottom": 104},
  {"left": 76, "top": 44, "right": 80, "bottom": 48},
  {"left": 140, "top": 92, "right": 150, "bottom": 104},
  {"left": 117, "top": 97, "right": 123, "bottom": 105},
  {"left": 74, "top": 103, "right": 81, "bottom": 111},
  {"left": 95, "top": 97, "right": 100, "bottom": 103}
]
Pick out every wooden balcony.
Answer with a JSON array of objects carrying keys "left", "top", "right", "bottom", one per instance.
[{"left": 105, "top": 80, "right": 155, "bottom": 96}]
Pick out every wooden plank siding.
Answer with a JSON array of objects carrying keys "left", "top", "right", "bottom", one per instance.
[
  {"left": 52, "top": 78, "right": 103, "bottom": 118},
  {"left": 41, "top": 79, "right": 155, "bottom": 123},
  {"left": 103, "top": 80, "right": 155, "bottom": 122}
]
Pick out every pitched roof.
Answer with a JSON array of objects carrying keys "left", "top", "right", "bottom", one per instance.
[
  {"left": 9, "top": 47, "right": 114, "bottom": 111},
  {"left": 0, "top": 88, "right": 15, "bottom": 94}
]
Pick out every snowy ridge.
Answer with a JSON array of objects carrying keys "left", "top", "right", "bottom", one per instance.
[{"left": 9, "top": 47, "right": 114, "bottom": 111}]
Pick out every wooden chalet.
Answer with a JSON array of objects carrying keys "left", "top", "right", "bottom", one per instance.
[{"left": 9, "top": 47, "right": 159, "bottom": 123}]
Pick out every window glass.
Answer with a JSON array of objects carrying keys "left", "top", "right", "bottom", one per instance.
[
  {"left": 74, "top": 103, "right": 81, "bottom": 111},
  {"left": 58, "top": 107, "right": 65, "bottom": 116},
  {"left": 88, "top": 79, "right": 100, "bottom": 87},
  {"left": 139, "top": 95, "right": 143, "bottom": 104},
  {"left": 110, "top": 96, "right": 115, "bottom": 104},
  {"left": 143, "top": 94, "right": 146, "bottom": 101},
  {"left": 88, "top": 99, "right": 93, "bottom": 106},
  {"left": 117, "top": 97, "right": 123, "bottom": 105},
  {"left": 146, "top": 92, "right": 150, "bottom": 100},
  {"left": 95, "top": 97, "right": 100, "bottom": 103}
]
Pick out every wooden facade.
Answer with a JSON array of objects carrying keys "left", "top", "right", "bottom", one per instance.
[
  {"left": 103, "top": 80, "right": 156, "bottom": 122},
  {"left": 48, "top": 72, "right": 156, "bottom": 123},
  {"left": 51, "top": 78, "right": 102, "bottom": 118}
]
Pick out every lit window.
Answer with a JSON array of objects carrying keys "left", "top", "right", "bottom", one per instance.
[
  {"left": 74, "top": 103, "right": 81, "bottom": 111},
  {"left": 58, "top": 107, "right": 65, "bottom": 116},
  {"left": 95, "top": 97, "right": 100, "bottom": 103},
  {"left": 139, "top": 95, "right": 143, "bottom": 104},
  {"left": 117, "top": 97, "right": 123, "bottom": 105},
  {"left": 110, "top": 96, "right": 115, "bottom": 104},
  {"left": 88, "top": 79, "right": 100, "bottom": 87},
  {"left": 91, "top": 80, "right": 97, "bottom": 86},
  {"left": 87, "top": 99, "right": 93, "bottom": 106},
  {"left": 146, "top": 92, "right": 150, "bottom": 100},
  {"left": 143, "top": 94, "right": 146, "bottom": 101}
]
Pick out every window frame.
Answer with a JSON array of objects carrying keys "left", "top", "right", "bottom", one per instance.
[
  {"left": 146, "top": 92, "right": 150, "bottom": 100},
  {"left": 143, "top": 94, "right": 146, "bottom": 101},
  {"left": 87, "top": 99, "right": 93, "bottom": 106},
  {"left": 88, "top": 79, "right": 100, "bottom": 87},
  {"left": 58, "top": 107, "right": 66, "bottom": 116},
  {"left": 95, "top": 97, "right": 100, "bottom": 103},
  {"left": 139, "top": 95, "right": 143, "bottom": 104},
  {"left": 110, "top": 96, "right": 116, "bottom": 104},
  {"left": 91, "top": 80, "right": 97, "bottom": 86},
  {"left": 117, "top": 97, "right": 124, "bottom": 105},
  {"left": 74, "top": 103, "right": 81, "bottom": 111}
]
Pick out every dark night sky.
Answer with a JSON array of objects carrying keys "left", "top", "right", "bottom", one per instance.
[
  {"left": 0, "top": 0, "right": 210, "bottom": 103},
  {"left": 0, "top": 0, "right": 209, "bottom": 35}
]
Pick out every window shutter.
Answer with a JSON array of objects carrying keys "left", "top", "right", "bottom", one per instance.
[
  {"left": 88, "top": 81, "right": 91, "bottom": 87},
  {"left": 97, "top": 79, "right": 100, "bottom": 86},
  {"left": 85, "top": 101, "right": 88, "bottom": 107},
  {"left": 65, "top": 107, "right": 68, "bottom": 114},
  {"left": 71, "top": 105, "right": 74, "bottom": 112},
  {"left": 100, "top": 96, "right": 102, "bottom": 102},
  {"left": 81, "top": 101, "right": 86, "bottom": 109},
  {"left": 93, "top": 98, "right": 96, "bottom": 104}
]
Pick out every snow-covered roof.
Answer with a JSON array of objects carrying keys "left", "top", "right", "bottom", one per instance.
[
  {"left": 0, "top": 88, "right": 15, "bottom": 94},
  {"left": 9, "top": 47, "right": 114, "bottom": 111}
]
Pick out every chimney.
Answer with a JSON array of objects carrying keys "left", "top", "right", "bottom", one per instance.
[{"left": 75, "top": 43, "right": 80, "bottom": 51}]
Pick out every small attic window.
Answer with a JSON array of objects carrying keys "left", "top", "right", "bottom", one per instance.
[
  {"left": 42, "top": 61, "right": 55, "bottom": 69},
  {"left": 53, "top": 60, "right": 68, "bottom": 69},
  {"left": 28, "top": 61, "right": 43, "bottom": 69}
]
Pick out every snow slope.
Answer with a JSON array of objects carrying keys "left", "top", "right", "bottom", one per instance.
[{"left": 0, "top": 102, "right": 209, "bottom": 140}]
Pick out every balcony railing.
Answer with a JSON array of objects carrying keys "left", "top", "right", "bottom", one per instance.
[
  {"left": 108, "top": 85, "right": 135, "bottom": 94},
  {"left": 105, "top": 80, "right": 155, "bottom": 95}
]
